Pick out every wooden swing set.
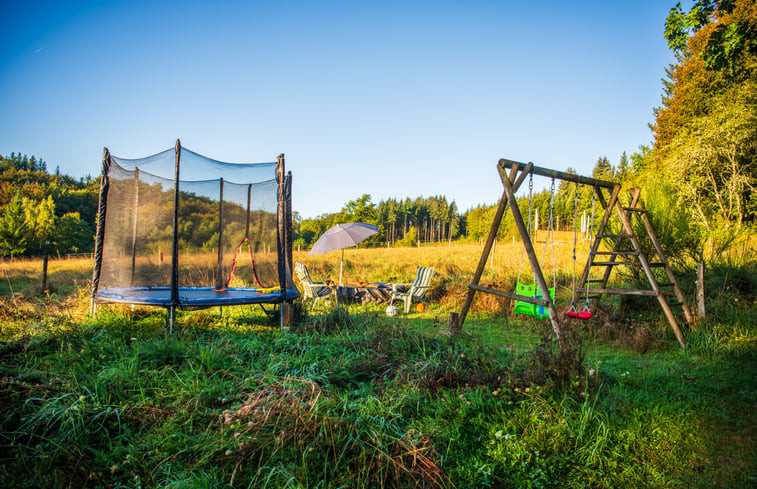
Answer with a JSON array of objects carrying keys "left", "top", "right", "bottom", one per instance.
[{"left": 457, "top": 159, "right": 694, "bottom": 348}]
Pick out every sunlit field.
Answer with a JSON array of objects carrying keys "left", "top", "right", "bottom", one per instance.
[
  {"left": 0, "top": 239, "right": 755, "bottom": 488},
  {"left": 300, "top": 231, "right": 591, "bottom": 282}
]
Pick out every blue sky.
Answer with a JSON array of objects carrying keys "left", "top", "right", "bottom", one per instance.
[{"left": 0, "top": 0, "right": 685, "bottom": 218}]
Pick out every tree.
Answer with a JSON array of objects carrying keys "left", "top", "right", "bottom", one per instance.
[
  {"left": 654, "top": 0, "right": 756, "bottom": 237},
  {"left": 0, "top": 191, "right": 29, "bottom": 256},
  {"left": 664, "top": 0, "right": 717, "bottom": 53},
  {"left": 54, "top": 212, "right": 94, "bottom": 254},
  {"left": 616, "top": 151, "right": 630, "bottom": 183},
  {"left": 592, "top": 156, "right": 614, "bottom": 181},
  {"left": 342, "top": 194, "right": 377, "bottom": 224},
  {"left": 448, "top": 201, "right": 460, "bottom": 240},
  {"left": 665, "top": 0, "right": 757, "bottom": 77},
  {"left": 663, "top": 81, "right": 756, "bottom": 230},
  {"left": 35, "top": 195, "right": 56, "bottom": 246}
]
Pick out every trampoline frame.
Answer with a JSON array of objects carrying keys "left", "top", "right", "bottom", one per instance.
[
  {"left": 90, "top": 140, "right": 299, "bottom": 329},
  {"left": 95, "top": 286, "right": 301, "bottom": 308}
]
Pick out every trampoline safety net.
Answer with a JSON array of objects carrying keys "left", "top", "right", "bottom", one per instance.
[{"left": 91, "top": 140, "right": 299, "bottom": 309}]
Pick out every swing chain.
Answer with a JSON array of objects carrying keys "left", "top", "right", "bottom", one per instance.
[
  {"left": 516, "top": 170, "right": 534, "bottom": 285},
  {"left": 541, "top": 178, "right": 557, "bottom": 289},
  {"left": 570, "top": 182, "right": 579, "bottom": 307}
]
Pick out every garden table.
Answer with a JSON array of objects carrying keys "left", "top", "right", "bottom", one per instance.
[{"left": 337, "top": 283, "right": 399, "bottom": 305}]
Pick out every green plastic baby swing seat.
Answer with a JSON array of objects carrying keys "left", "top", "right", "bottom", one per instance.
[{"left": 513, "top": 283, "right": 555, "bottom": 319}]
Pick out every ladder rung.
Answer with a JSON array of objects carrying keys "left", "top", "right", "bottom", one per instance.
[
  {"left": 593, "top": 261, "right": 642, "bottom": 266},
  {"left": 666, "top": 301, "right": 684, "bottom": 307},
  {"left": 578, "top": 287, "right": 658, "bottom": 296},
  {"left": 594, "top": 251, "right": 640, "bottom": 256},
  {"left": 579, "top": 288, "right": 677, "bottom": 298},
  {"left": 586, "top": 279, "right": 604, "bottom": 283},
  {"left": 597, "top": 233, "right": 634, "bottom": 239},
  {"left": 623, "top": 206, "right": 647, "bottom": 212}
]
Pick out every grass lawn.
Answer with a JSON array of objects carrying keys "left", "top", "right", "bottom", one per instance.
[{"left": 0, "top": 246, "right": 754, "bottom": 488}]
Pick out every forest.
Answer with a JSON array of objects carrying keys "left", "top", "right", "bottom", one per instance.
[{"left": 0, "top": 154, "right": 99, "bottom": 257}]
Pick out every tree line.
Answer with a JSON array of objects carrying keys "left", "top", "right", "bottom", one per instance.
[
  {"left": 0, "top": 153, "right": 98, "bottom": 257},
  {"left": 293, "top": 154, "right": 630, "bottom": 250},
  {"left": 296, "top": 194, "right": 464, "bottom": 249}
]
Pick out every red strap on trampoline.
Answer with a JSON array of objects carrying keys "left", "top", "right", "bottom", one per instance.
[{"left": 215, "top": 237, "right": 264, "bottom": 291}]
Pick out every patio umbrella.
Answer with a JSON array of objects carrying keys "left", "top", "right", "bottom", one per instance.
[{"left": 308, "top": 222, "right": 378, "bottom": 285}]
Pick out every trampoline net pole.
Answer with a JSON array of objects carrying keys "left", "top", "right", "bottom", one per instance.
[
  {"left": 169, "top": 140, "right": 181, "bottom": 320},
  {"left": 130, "top": 168, "right": 139, "bottom": 287},
  {"left": 90, "top": 147, "right": 111, "bottom": 315},
  {"left": 245, "top": 184, "right": 252, "bottom": 238},
  {"left": 276, "top": 154, "right": 287, "bottom": 329},
  {"left": 285, "top": 171, "right": 295, "bottom": 293},
  {"left": 217, "top": 178, "right": 225, "bottom": 290},
  {"left": 276, "top": 154, "right": 286, "bottom": 297}
]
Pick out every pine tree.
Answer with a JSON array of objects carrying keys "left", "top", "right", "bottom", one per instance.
[
  {"left": 592, "top": 156, "right": 613, "bottom": 180},
  {"left": 0, "top": 191, "right": 29, "bottom": 256},
  {"left": 616, "top": 151, "right": 629, "bottom": 182}
]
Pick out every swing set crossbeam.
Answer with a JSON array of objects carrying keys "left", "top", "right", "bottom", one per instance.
[{"left": 498, "top": 159, "right": 616, "bottom": 189}]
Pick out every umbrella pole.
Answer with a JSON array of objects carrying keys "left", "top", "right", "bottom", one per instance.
[{"left": 339, "top": 248, "right": 344, "bottom": 286}]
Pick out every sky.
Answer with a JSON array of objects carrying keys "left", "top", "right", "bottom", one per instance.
[{"left": 0, "top": 0, "right": 686, "bottom": 218}]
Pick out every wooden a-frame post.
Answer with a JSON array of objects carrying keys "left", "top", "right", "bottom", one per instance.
[
  {"left": 458, "top": 159, "right": 617, "bottom": 342},
  {"left": 459, "top": 161, "right": 563, "bottom": 339}
]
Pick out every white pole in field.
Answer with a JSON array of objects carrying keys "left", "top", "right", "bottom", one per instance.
[
  {"left": 339, "top": 248, "right": 344, "bottom": 286},
  {"left": 585, "top": 210, "right": 590, "bottom": 239}
]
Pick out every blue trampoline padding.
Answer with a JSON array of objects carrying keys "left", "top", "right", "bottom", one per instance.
[{"left": 95, "top": 286, "right": 300, "bottom": 307}]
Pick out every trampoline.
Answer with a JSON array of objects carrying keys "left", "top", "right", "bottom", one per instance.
[
  {"left": 91, "top": 140, "right": 299, "bottom": 326},
  {"left": 96, "top": 287, "right": 301, "bottom": 308}
]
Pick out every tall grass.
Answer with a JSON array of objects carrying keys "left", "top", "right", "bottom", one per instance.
[{"left": 0, "top": 238, "right": 755, "bottom": 488}]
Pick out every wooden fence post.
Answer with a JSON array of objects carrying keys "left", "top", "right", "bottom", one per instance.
[
  {"left": 696, "top": 249, "right": 705, "bottom": 322},
  {"left": 41, "top": 241, "right": 49, "bottom": 292},
  {"left": 447, "top": 312, "right": 460, "bottom": 336}
]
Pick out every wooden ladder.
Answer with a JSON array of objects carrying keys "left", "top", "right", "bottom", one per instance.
[{"left": 575, "top": 187, "right": 693, "bottom": 347}]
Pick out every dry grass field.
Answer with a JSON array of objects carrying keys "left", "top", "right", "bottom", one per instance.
[
  {"left": 1, "top": 233, "right": 597, "bottom": 315},
  {"left": 299, "top": 233, "right": 608, "bottom": 316}
]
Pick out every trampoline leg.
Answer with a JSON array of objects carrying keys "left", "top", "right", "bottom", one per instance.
[{"left": 167, "top": 307, "right": 175, "bottom": 333}]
